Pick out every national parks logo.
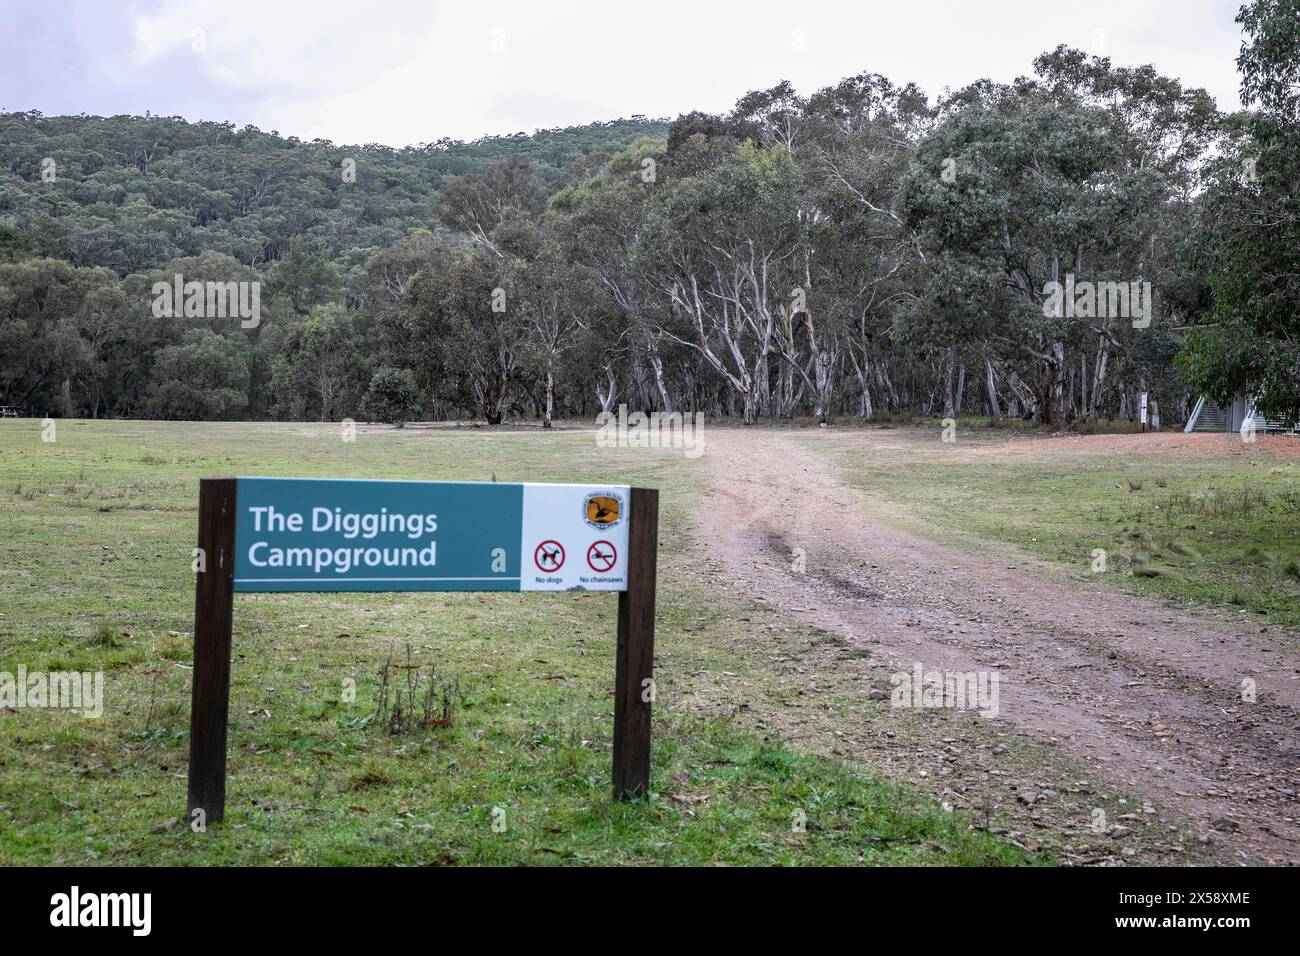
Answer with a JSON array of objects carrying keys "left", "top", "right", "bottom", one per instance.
[{"left": 584, "top": 492, "right": 623, "bottom": 529}]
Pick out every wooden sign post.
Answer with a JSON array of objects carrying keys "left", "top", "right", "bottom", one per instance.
[
  {"left": 186, "top": 477, "right": 657, "bottom": 825},
  {"left": 187, "top": 478, "right": 236, "bottom": 824},
  {"left": 613, "top": 487, "right": 658, "bottom": 798}
]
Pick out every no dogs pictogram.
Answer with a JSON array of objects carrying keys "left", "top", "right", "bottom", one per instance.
[
  {"left": 534, "top": 540, "right": 565, "bottom": 572},
  {"left": 587, "top": 540, "right": 617, "bottom": 573}
]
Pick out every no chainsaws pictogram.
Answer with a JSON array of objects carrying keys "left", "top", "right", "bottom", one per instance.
[
  {"left": 535, "top": 539, "right": 565, "bottom": 572},
  {"left": 587, "top": 540, "right": 617, "bottom": 573}
]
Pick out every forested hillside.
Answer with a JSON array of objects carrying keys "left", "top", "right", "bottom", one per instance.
[
  {"left": 0, "top": 112, "right": 668, "bottom": 280},
  {"left": 1, "top": 2, "right": 1296, "bottom": 428}
]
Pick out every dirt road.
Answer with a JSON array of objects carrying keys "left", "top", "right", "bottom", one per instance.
[{"left": 697, "top": 428, "right": 1300, "bottom": 864}]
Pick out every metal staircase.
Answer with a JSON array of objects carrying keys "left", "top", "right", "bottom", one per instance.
[
  {"left": 1184, "top": 396, "right": 1227, "bottom": 432},
  {"left": 1184, "top": 395, "right": 1296, "bottom": 434},
  {"left": 1191, "top": 399, "right": 1228, "bottom": 432}
]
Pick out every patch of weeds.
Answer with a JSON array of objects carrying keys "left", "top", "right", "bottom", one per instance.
[
  {"left": 158, "top": 635, "right": 190, "bottom": 661},
  {"left": 347, "top": 759, "right": 390, "bottom": 791},
  {"left": 83, "top": 623, "right": 123, "bottom": 648},
  {"left": 1132, "top": 562, "right": 1181, "bottom": 580},
  {"left": 375, "top": 643, "right": 463, "bottom": 735}
]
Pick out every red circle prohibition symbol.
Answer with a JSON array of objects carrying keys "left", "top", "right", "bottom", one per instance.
[
  {"left": 534, "top": 540, "right": 565, "bottom": 572},
  {"left": 587, "top": 540, "right": 617, "bottom": 573}
]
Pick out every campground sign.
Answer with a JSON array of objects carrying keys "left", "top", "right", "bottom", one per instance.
[
  {"left": 233, "top": 478, "right": 632, "bottom": 592},
  {"left": 187, "top": 477, "right": 658, "bottom": 825}
]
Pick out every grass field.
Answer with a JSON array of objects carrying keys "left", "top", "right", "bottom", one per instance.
[
  {"left": 812, "top": 425, "right": 1300, "bottom": 632},
  {"left": 0, "top": 419, "right": 1035, "bottom": 866}
]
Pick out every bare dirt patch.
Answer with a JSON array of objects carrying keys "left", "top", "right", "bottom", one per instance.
[
  {"left": 972, "top": 430, "right": 1300, "bottom": 461},
  {"left": 695, "top": 428, "right": 1300, "bottom": 865}
]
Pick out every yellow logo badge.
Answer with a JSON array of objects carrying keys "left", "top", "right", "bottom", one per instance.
[{"left": 584, "top": 493, "right": 622, "bottom": 529}]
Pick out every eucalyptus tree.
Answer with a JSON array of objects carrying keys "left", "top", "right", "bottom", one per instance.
[
  {"left": 1031, "top": 46, "right": 1219, "bottom": 419},
  {"left": 147, "top": 329, "right": 253, "bottom": 420},
  {"left": 0, "top": 257, "right": 133, "bottom": 416},
  {"left": 434, "top": 158, "right": 544, "bottom": 259},
  {"left": 270, "top": 239, "right": 343, "bottom": 315},
  {"left": 732, "top": 82, "right": 821, "bottom": 418},
  {"left": 268, "top": 303, "right": 362, "bottom": 421},
  {"left": 403, "top": 250, "right": 526, "bottom": 424},
  {"left": 356, "top": 228, "right": 459, "bottom": 372},
  {"left": 802, "top": 73, "right": 934, "bottom": 418},
  {"left": 516, "top": 234, "right": 600, "bottom": 428},
  {"left": 547, "top": 140, "right": 680, "bottom": 411},
  {"left": 1179, "top": 0, "right": 1300, "bottom": 425},
  {"left": 635, "top": 140, "right": 805, "bottom": 424},
  {"left": 899, "top": 55, "right": 1208, "bottom": 428}
]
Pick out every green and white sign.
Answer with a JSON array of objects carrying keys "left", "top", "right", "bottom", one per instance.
[{"left": 233, "top": 477, "right": 631, "bottom": 593}]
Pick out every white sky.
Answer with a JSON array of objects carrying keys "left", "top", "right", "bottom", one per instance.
[{"left": 1, "top": 0, "right": 1249, "bottom": 146}]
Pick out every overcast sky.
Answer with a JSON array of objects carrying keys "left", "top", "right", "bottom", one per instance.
[{"left": 0, "top": 0, "right": 1248, "bottom": 146}]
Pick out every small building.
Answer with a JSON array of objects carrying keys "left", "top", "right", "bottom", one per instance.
[{"left": 1184, "top": 394, "right": 1294, "bottom": 434}]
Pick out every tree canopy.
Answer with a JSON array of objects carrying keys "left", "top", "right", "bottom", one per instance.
[{"left": 2, "top": 7, "right": 1289, "bottom": 428}]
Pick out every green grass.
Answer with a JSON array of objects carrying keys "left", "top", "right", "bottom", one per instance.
[
  {"left": 812, "top": 429, "right": 1300, "bottom": 630},
  {"left": 0, "top": 419, "right": 1034, "bottom": 866},
  {"left": 912, "top": 415, "right": 1145, "bottom": 434},
  {"left": 913, "top": 414, "right": 1044, "bottom": 432}
]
